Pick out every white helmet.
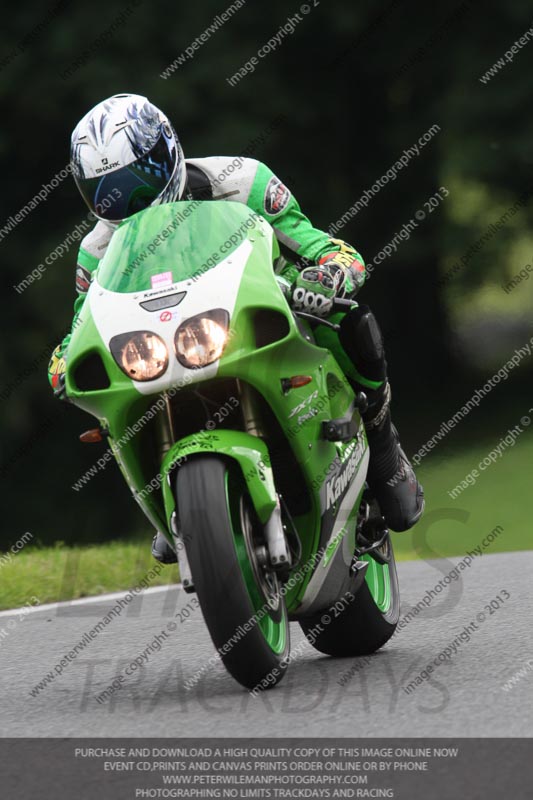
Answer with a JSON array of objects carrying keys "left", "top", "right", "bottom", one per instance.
[{"left": 70, "top": 93, "right": 186, "bottom": 223}]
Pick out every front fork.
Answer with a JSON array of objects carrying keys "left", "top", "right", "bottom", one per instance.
[
  {"left": 154, "top": 393, "right": 195, "bottom": 590},
  {"left": 155, "top": 392, "right": 176, "bottom": 460},
  {"left": 158, "top": 383, "right": 292, "bottom": 592},
  {"left": 237, "top": 381, "right": 291, "bottom": 573}
]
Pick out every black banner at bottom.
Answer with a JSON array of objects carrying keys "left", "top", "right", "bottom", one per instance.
[{"left": 1, "top": 738, "right": 531, "bottom": 799}]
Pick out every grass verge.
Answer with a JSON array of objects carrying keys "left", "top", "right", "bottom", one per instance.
[
  {"left": 0, "top": 539, "right": 179, "bottom": 611},
  {"left": 393, "top": 430, "right": 531, "bottom": 561}
]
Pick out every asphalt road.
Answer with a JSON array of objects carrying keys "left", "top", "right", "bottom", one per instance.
[{"left": 1, "top": 551, "right": 531, "bottom": 737}]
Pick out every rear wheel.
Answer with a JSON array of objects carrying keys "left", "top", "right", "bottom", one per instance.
[
  {"left": 299, "top": 535, "right": 399, "bottom": 656},
  {"left": 177, "top": 457, "right": 290, "bottom": 690}
]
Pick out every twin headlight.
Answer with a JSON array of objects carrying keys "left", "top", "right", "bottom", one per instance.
[{"left": 109, "top": 309, "right": 230, "bottom": 381}]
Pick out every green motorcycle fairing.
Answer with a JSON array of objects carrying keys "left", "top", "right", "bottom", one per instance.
[{"left": 65, "top": 201, "right": 381, "bottom": 616}]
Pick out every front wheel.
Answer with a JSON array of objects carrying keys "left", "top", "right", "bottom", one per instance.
[{"left": 177, "top": 457, "right": 290, "bottom": 691}]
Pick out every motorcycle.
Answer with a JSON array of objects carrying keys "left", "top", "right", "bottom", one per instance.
[{"left": 65, "top": 200, "right": 400, "bottom": 691}]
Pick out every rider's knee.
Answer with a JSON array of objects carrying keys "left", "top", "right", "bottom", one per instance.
[{"left": 339, "top": 305, "right": 387, "bottom": 382}]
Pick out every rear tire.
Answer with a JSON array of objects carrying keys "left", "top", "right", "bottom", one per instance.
[
  {"left": 299, "top": 537, "right": 399, "bottom": 657},
  {"left": 177, "top": 457, "right": 290, "bottom": 690}
]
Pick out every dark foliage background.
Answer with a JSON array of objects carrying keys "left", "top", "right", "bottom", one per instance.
[{"left": 1, "top": 0, "right": 531, "bottom": 545}]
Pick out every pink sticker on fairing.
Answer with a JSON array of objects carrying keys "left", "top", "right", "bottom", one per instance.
[{"left": 151, "top": 271, "right": 173, "bottom": 289}]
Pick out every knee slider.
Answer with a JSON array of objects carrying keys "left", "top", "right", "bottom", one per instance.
[
  {"left": 356, "top": 311, "right": 384, "bottom": 363},
  {"left": 340, "top": 305, "right": 384, "bottom": 363},
  {"left": 338, "top": 305, "right": 388, "bottom": 385}
]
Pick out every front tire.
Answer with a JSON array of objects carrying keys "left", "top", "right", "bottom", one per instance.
[{"left": 177, "top": 457, "right": 290, "bottom": 690}]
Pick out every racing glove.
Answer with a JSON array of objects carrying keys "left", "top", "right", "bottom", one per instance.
[
  {"left": 48, "top": 345, "right": 68, "bottom": 400},
  {"left": 291, "top": 263, "right": 341, "bottom": 318},
  {"left": 318, "top": 238, "right": 365, "bottom": 299}
]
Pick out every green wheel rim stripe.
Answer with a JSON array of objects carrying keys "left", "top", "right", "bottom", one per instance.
[
  {"left": 362, "top": 556, "right": 392, "bottom": 614},
  {"left": 225, "top": 473, "right": 287, "bottom": 654}
]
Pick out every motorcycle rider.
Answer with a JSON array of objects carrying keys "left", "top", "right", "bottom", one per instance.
[{"left": 48, "top": 94, "right": 424, "bottom": 562}]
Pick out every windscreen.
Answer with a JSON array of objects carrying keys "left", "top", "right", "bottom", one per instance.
[{"left": 97, "top": 200, "right": 261, "bottom": 293}]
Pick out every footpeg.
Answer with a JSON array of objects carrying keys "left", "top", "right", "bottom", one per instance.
[
  {"left": 356, "top": 514, "right": 391, "bottom": 565},
  {"left": 350, "top": 558, "right": 369, "bottom": 593}
]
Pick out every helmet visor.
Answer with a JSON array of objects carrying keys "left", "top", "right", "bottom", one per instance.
[{"left": 73, "top": 130, "right": 176, "bottom": 222}]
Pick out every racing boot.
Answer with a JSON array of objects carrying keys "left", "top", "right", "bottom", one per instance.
[
  {"left": 363, "top": 381, "right": 424, "bottom": 531},
  {"left": 151, "top": 532, "right": 177, "bottom": 564}
]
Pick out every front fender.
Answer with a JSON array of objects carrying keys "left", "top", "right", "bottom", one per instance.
[{"left": 160, "top": 430, "right": 277, "bottom": 528}]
